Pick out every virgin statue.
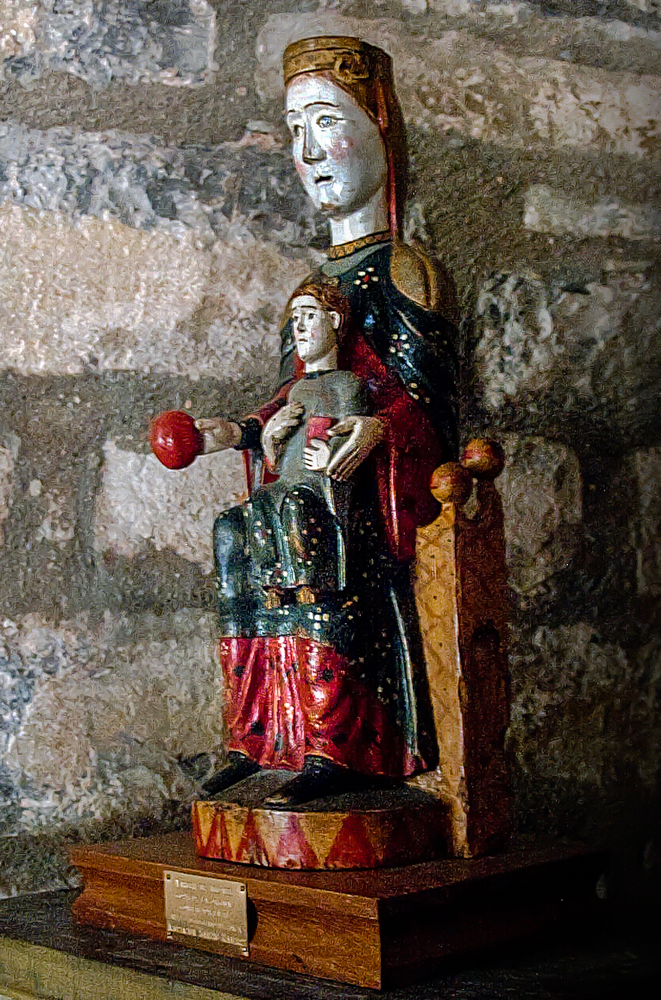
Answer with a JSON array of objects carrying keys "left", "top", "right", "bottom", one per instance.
[{"left": 192, "top": 37, "right": 460, "bottom": 807}]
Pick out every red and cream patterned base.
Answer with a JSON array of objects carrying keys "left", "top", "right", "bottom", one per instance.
[{"left": 191, "top": 797, "right": 447, "bottom": 870}]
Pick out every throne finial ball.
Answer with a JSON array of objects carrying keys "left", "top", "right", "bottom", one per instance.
[
  {"left": 430, "top": 463, "right": 473, "bottom": 506},
  {"left": 149, "top": 411, "right": 203, "bottom": 470},
  {"left": 460, "top": 439, "right": 505, "bottom": 480}
]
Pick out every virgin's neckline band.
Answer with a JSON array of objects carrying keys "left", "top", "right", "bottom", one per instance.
[
  {"left": 320, "top": 240, "right": 387, "bottom": 278},
  {"left": 327, "top": 231, "right": 391, "bottom": 260}
]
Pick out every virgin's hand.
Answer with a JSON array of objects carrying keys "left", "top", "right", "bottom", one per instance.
[
  {"left": 194, "top": 417, "right": 241, "bottom": 454},
  {"left": 261, "top": 403, "right": 304, "bottom": 467},
  {"left": 326, "top": 416, "right": 384, "bottom": 482}
]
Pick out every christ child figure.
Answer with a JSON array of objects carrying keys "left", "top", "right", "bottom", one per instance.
[{"left": 241, "top": 280, "right": 370, "bottom": 605}]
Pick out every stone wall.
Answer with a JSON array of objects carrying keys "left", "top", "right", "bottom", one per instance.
[{"left": 1, "top": 1, "right": 659, "bottom": 907}]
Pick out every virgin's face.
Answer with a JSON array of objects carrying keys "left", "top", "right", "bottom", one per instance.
[{"left": 285, "top": 75, "right": 387, "bottom": 217}]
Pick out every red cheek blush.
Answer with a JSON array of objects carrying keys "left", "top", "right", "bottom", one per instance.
[{"left": 329, "top": 138, "right": 354, "bottom": 159}]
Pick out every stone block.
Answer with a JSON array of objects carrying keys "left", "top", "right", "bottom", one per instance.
[
  {"left": 508, "top": 621, "right": 660, "bottom": 825},
  {"left": 0, "top": 124, "right": 313, "bottom": 381},
  {"left": 593, "top": 17, "right": 661, "bottom": 45},
  {"left": 0, "top": 123, "right": 321, "bottom": 250},
  {"left": 624, "top": 0, "right": 660, "bottom": 15},
  {"left": 94, "top": 441, "right": 246, "bottom": 574},
  {"left": 1, "top": 609, "right": 222, "bottom": 836},
  {"left": 474, "top": 270, "right": 661, "bottom": 440},
  {"left": 498, "top": 435, "right": 583, "bottom": 598},
  {"left": 474, "top": 273, "right": 565, "bottom": 412},
  {"left": 526, "top": 67, "right": 660, "bottom": 158},
  {"left": 423, "top": 0, "right": 661, "bottom": 35},
  {"left": 428, "top": 0, "right": 475, "bottom": 13},
  {"left": 3, "top": 0, "right": 217, "bottom": 89},
  {"left": 199, "top": 234, "right": 311, "bottom": 381},
  {"left": 256, "top": 12, "right": 661, "bottom": 155},
  {"left": 0, "top": 122, "right": 214, "bottom": 235},
  {"left": 0, "top": 0, "right": 36, "bottom": 64},
  {"left": 0, "top": 444, "right": 15, "bottom": 531},
  {"left": 400, "top": 0, "right": 434, "bottom": 13},
  {"left": 0, "top": 202, "right": 209, "bottom": 376},
  {"left": 0, "top": 200, "right": 310, "bottom": 381},
  {"left": 634, "top": 446, "right": 661, "bottom": 597},
  {"left": 34, "top": 487, "right": 75, "bottom": 547},
  {"left": 426, "top": 0, "right": 661, "bottom": 66},
  {"left": 524, "top": 185, "right": 661, "bottom": 240}
]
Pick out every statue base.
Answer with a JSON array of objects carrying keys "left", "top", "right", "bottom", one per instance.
[
  {"left": 191, "top": 769, "right": 449, "bottom": 869},
  {"left": 70, "top": 832, "right": 604, "bottom": 990}
]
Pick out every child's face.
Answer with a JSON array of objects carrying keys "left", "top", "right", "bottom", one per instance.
[{"left": 290, "top": 295, "right": 339, "bottom": 364}]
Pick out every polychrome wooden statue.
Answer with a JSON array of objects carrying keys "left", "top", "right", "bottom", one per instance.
[
  {"left": 71, "top": 40, "right": 601, "bottom": 980},
  {"left": 151, "top": 37, "right": 510, "bottom": 863}
]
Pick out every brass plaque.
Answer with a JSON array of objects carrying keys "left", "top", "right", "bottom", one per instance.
[{"left": 163, "top": 870, "right": 249, "bottom": 956}]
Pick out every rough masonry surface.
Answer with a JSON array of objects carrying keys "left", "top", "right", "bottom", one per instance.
[{"left": 0, "top": 1, "right": 658, "bottom": 907}]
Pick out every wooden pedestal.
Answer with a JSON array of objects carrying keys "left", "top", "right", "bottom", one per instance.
[
  {"left": 71, "top": 833, "right": 603, "bottom": 990},
  {"left": 191, "top": 771, "right": 449, "bottom": 870}
]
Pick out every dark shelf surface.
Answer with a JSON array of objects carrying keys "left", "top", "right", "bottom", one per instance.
[{"left": 0, "top": 889, "right": 659, "bottom": 999}]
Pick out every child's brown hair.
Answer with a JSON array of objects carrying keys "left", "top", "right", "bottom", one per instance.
[{"left": 286, "top": 279, "right": 352, "bottom": 345}]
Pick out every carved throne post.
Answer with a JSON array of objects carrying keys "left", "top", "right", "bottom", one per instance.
[{"left": 414, "top": 439, "right": 512, "bottom": 859}]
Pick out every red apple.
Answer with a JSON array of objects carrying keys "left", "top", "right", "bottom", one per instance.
[{"left": 149, "top": 411, "right": 203, "bottom": 470}]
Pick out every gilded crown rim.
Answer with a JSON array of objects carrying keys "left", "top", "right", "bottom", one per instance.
[{"left": 283, "top": 35, "right": 392, "bottom": 86}]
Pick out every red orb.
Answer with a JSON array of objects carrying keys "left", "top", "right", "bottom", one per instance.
[{"left": 149, "top": 411, "right": 203, "bottom": 470}]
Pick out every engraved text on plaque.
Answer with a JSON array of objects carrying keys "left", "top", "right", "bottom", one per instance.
[{"left": 164, "top": 870, "right": 249, "bottom": 956}]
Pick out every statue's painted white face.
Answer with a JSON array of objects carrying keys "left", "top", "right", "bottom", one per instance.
[
  {"left": 285, "top": 75, "right": 387, "bottom": 218},
  {"left": 290, "top": 294, "right": 340, "bottom": 364}
]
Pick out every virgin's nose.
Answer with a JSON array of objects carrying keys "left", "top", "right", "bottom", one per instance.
[{"left": 302, "top": 123, "right": 324, "bottom": 163}]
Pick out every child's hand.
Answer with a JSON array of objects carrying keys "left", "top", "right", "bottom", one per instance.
[
  {"left": 303, "top": 440, "right": 331, "bottom": 471},
  {"left": 261, "top": 403, "right": 304, "bottom": 468},
  {"left": 194, "top": 417, "right": 241, "bottom": 454}
]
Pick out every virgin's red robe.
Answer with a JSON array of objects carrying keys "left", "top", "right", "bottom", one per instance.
[
  {"left": 244, "top": 330, "right": 443, "bottom": 564},
  {"left": 218, "top": 242, "right": 457, "bottom": 777}
]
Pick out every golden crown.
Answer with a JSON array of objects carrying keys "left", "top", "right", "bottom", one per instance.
[{"left": 283, "top": 36, "right": 392, "bottom": 88}]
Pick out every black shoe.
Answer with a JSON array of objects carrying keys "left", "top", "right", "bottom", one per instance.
[
  {"left": 201, "top": 751, "right": 261, "bottom": 798},
  {"left": 263, "top": 755, "right": 374, "bottom": 808}
]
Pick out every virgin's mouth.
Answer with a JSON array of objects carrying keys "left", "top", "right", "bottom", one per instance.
[{"left": 315, "top": 175, "right": 333, "bottom": 185}]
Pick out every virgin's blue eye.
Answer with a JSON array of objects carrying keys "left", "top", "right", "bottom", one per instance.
[{"left": 317, "top": 115, "right": 335, "bottom": 128}]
